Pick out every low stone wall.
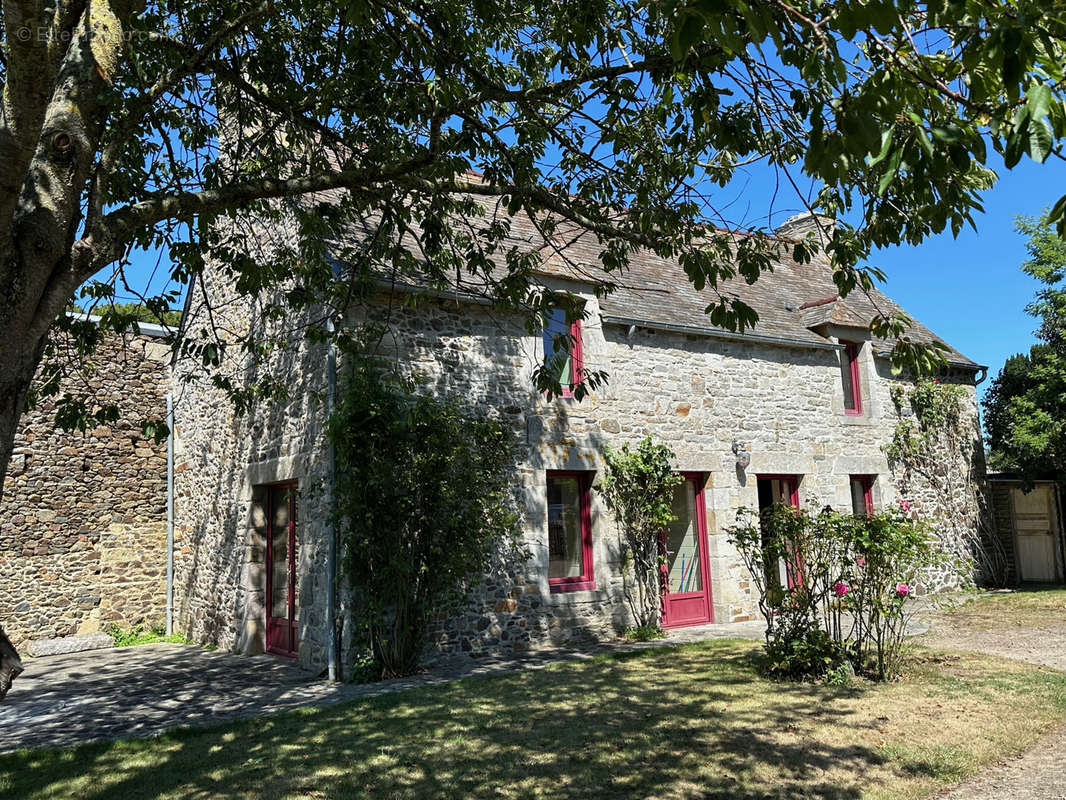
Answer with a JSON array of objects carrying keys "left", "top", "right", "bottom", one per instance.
[{"left": 0, "top": 332, "right": 169, "bottom": 646}]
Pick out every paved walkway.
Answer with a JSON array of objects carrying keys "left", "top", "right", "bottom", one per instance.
[{"left": 0, "top": 620, "right": 765, "bottom": 753}]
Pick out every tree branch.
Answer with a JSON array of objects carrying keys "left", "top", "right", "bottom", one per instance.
[{"left": 87, "top": 0, "right": 274, "bottom": 230}]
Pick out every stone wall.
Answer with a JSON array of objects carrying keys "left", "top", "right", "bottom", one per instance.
[
  {"left": 174, "top": 263, "right": 987, "bottom": 674},
  {"left": 357, "top": 285, "right": 987, "bottom": 663},
  {"left": 171, "top": 224, "right": 336, "bottom": 672},
  {"left": 0, "top": 331, "right": 169, "bottom": 646}
]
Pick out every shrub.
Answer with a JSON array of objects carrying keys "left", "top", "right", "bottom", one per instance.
[
  {"left": 728, "top": 503, "right": 950, "bottom": 681},
  {"left": 624, "top": 625, "right": 667, "bottom": 642},
  {"left": 329, "top": 362, "right": 520, "bottom": 680},
  {"left": 598, "top": 437, "right": 683, "bottom": 631}
]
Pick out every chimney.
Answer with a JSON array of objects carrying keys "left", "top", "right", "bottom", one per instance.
[{"left": 774, "top": 212, "right": 836, "bottom": 247}]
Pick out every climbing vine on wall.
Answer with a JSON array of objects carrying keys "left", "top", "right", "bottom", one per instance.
[
  {"left": 599, "top": 437, "right": 683, "bottom": 633},
  {"left": 883, "top": 379, "right": 1006, "bottom": 586}
]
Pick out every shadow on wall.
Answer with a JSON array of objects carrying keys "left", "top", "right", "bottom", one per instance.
[{"left": 172, "top": 294, "right": 331, "bottom": 658}]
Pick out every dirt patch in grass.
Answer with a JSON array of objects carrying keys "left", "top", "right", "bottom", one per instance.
[
  {"left": 918, "top": 587, "right": 1066, "bottom": 671},
  {"left": 926, "top": 587, "right": 1066, "bottom": 630},
  {"left": 3, "top": 639, "right": 1065, "bottom": 800}
]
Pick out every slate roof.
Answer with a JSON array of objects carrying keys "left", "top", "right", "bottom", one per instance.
[
  {"left": 547, "top": 226, "right": 979, "bottom": 369},
  {"left": 337, "top": 194, "right": 981, "bottom": 370}
]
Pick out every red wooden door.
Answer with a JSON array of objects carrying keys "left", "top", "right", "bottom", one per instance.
[
  {"left": 266, "top": 483, "right": 298, "bottom": 658},
  {"left": 660, "top": 475, "right": 713, "bottom": 628}
]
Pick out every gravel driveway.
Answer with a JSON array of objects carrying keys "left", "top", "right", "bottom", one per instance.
[{"left": 919, "top": 593, "right": 1066, "bottom": 800}]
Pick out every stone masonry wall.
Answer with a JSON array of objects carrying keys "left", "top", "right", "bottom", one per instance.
[
  {"left": 0, "top": 331, "right": 169, "bottom": 646},
  {"left": 171, "top": 220, "right": 336, "bottom": 673},
  {"left": 357, "top": 285, "right": 986, "bottom": 662},
  {"left": 174, "top": 259, "right": 986, "bottom": 674}
]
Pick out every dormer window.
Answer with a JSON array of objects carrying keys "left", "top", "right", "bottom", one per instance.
[
  {"left": 543, "top": 308, "right": 583, "bottom": 398},
  {"left": 840, "top": 341, "right": 862, "bottom": 416}
]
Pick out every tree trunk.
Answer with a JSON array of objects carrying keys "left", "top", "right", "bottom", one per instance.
[
  {"left": 0, "top": 626, "right": 23, "bottom": 701},
  {"left": 0, "top": 328, "right": 49, "bottom": 701}
]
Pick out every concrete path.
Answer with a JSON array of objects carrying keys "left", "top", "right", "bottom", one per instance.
[{"left": 0, "top": 620, "right": 765, "bottom": 753}]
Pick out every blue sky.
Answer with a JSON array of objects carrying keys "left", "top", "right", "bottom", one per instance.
[{"left": 866, "top": 155, "right": 1063, "bottom": 405}]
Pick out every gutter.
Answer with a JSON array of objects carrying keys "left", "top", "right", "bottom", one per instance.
[
  {"left": 165, "top": 391, "right": 175, "bottom": 635},
  {"left": 602, "top": 315, "right": 845, "bottom": 352},
  {"left": 870, "top": 347, "right": 987, "bottom": 376}
]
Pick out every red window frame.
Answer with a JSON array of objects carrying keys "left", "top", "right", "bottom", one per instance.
[
  {"left": 842, "top": 341, "right": 863, "bottom": 416},
  {"left": 544, "top": 312, "right": 584, "bottom": 398},
  {"left": 850, "top": 475, "right": 875, "bottom": 516},
  {"left": 546, "top": 470, "right": 595, "bottom": 593}
]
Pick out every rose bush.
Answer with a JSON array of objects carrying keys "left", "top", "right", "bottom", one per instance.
[{"left": 728, "top": 502, "right": 952, "bottom": 681}]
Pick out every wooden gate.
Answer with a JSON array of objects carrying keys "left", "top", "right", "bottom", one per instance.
[{"left": 1012, "top": 486, "right": 1062, "bottom": 583}]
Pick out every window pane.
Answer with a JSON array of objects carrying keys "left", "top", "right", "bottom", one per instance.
[
  {"left": 771, "top": 479, "right": 792, "bottom": 506},
  {"left": 543, "top": 308, "right": 572, "bottom": 386},
  {"left": 665, "top": 482, "right": 701, "bottom": 593},
  {"left": 270, "top": 491, "right": 291, "bottom": 618},
  {"left": 840, "top": 344, "right": 858, "bottom": 411},
  {"left": 547, "top": 476, "right": 584, "bottom": 579},
  {"left": 850, "top": 477, "right": 869, "bottom": 516}
]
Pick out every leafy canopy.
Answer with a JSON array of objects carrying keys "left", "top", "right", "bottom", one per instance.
[
  {"left": 8, "top": 2, "right": 1066, "bottom": 389},
  {"left": 983, "top": 212, "right": 1066, "bottom": 484},
  {"left": 5, "top": 0, "right": 1066, "bottom": 476}
]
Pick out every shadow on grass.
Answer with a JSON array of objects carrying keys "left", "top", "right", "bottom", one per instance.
[{"left": 0, "top": 640, "right": 890, "bottom": 800}]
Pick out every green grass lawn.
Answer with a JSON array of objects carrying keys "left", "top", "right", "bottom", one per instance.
[
  {"left": 933, "top": 586, "right": 1066, "bottom": 629},
  {"left": 4, "top": 638, "right": 1066, "bottom": 800}
]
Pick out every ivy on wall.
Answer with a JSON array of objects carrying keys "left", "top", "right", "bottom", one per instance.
[
  {"left": 883, "top": 379, "right": 1006, "bottom": 586},
  {"left": 599, "top": 437, "right": 682, "bottom": 634}
]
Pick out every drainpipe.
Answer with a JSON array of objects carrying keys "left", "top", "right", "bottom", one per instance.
[
  {"left": 166, "top": 391, "right": 175, "bottom": 635},
  {"left": 325, "top": 315, "right": 339, "bottom": 681}
]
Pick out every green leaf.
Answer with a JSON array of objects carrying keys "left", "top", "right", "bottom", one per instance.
[
  {"left": 1029, "top": 118, "right": 1054, "bottom": 163},
  {"left": 671, "top": 12, "right": 704, "bottom": 60},
  {"left": 1048, "top": 194, "right": 1066, "bottom": 236},
  {"left": 1027, "top": 83, "right": 1054, "bottom": 121}
]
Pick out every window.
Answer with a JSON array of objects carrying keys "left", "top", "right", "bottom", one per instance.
[
  {"left": 850, "top": 475, "right": 874, "bottom": 517},
  {"left": 840, "top": 341, "right": 863, "bottom": 415},
  {"left": 546, "top": 471, "right": 594, "bottom": 592},
  {"left": 756, "top": 475, "right": 802, "bottom": 589},
  {"left": 543, "top": 308, "right": 583, "bottom": 398}
]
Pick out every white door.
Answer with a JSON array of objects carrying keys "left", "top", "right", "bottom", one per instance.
[{"left": 1012, "top": 486, "right": 1061, "bottom": 583}]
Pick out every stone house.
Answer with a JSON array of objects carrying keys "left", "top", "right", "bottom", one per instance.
[
  {"left": 1, "top": 324, "right": 170, "bottom": 647},
  {"left": 169, "top": 209, "right": 990, "bottom": 678}
]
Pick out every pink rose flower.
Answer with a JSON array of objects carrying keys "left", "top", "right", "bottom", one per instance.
[
  {"left": 833, "top": 581, "right": 849, "bottom": 598},
  {"left": 856, "top": 557, "right": 867, "bottom": 567},
  {"left": 895, "top": 582, "right": 911, "bottom": 598},
  {"left": 898, "top": 499, "right": 912, "bottom": 512}
]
